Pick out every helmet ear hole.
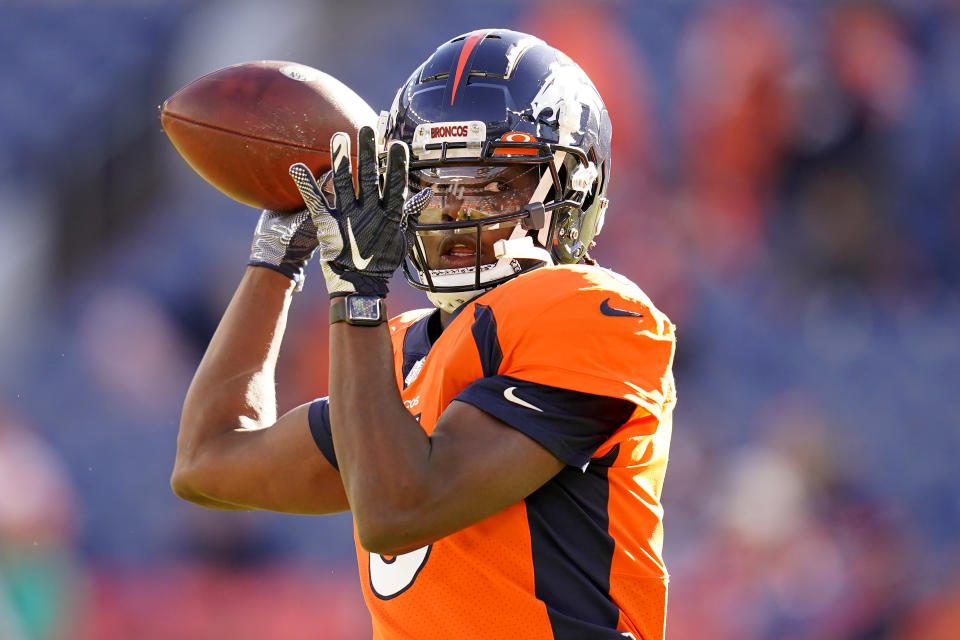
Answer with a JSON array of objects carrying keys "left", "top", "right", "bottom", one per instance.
[
  {"left": 595, "top": 156, "right": 609, "bottom": 198},
  {"left": 551, "top": 207, "right": 587, "bottom": 264},
  {"left": 551, "top": 163, "right": 569, "bottom": 201},
  {"left": 580, "top": 185, "right": 595, "bottom": 213}
]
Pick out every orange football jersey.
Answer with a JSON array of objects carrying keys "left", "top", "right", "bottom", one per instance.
[{"left": 312, "top": 264, "right": 676, "bottom": 640}]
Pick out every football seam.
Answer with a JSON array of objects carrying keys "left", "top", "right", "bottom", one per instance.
[{"left": 161, "top": 111, "right": 335, "bottom": 154}]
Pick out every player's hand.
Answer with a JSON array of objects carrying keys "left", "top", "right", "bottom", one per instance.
[
  {"left": 248, "top": 208, "right": 319, "bottom": 291},
  {"left": 288, "top": 125, "right": 431, "bottom": 298}
]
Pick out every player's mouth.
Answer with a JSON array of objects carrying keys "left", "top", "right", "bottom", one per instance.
[{"left": 438, "top": 236, "right": 481, "bottom": 269}]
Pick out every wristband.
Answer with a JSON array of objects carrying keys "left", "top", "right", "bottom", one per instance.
[{"left": 330, "top": 294, "right": 386, "bottom": 326}]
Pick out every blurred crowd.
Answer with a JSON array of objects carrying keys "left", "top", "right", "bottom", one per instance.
[{"left": 0, "top": 1, "right": 958, "bottom": 638}]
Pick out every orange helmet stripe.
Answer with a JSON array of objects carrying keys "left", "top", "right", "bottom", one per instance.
[{"left": 451, "top": 30, "right": 491, "bottom": 106}]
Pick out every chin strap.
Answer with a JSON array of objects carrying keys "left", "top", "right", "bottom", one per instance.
[
  {"left": 493, "top": 236, "right": 552, "bottom": 262},
  {"left": 424, "top": 236, "right": 552, "bottom": 313}
]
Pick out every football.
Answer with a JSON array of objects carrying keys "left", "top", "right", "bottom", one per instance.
[{"left": 160, "top": 60, "right": 376, "bottom": 211}]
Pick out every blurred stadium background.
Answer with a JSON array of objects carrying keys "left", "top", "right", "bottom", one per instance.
[{"left": 0, "top": 0, "right": 958, "bottom": 638}]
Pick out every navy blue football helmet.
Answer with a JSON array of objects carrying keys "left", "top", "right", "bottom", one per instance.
[{"left": 378, "top": 29, "right": 612, "bottom": 312}]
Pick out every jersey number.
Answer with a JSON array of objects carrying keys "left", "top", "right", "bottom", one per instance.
[{"left": 368, "top": 545, "right": 431, "bottom": 600}]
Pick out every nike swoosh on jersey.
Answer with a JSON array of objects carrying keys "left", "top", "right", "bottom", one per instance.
[
  {"left": 503, "top": 386, "right": 543, "bottom": 412},
  {"left": 346, "top": 219, "right": 373, "bottom": 269},
  {"left": 600, "top": 297, "right": 643, "bottom": 318}
]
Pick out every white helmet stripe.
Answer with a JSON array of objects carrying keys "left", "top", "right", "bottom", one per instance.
[{"left": 535, "top": 151, "right": 565, "bottom": 247}]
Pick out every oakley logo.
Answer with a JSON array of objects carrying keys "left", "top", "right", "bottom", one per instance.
[
  {"left": 501, "top": 132, "right": 536, "bottom": 143},
  {"left": 503, "top": 386, "right": 543, "bottom": 412},
  {"left": 494, "top": 131, "right": 539, "bottom": 157},
  {"left": 600, "top": 298, "right": 643, "bottom": 318}
]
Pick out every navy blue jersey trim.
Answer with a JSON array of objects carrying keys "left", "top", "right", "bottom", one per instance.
[
  {"left": 527, "top": 445, "right": 623, "bottom": 639},
  {"left": 471, "top": 303, "right": 503, "bottom": 377},
  {"left": 401, "top": 310, "right": 438, "bottom": 387},
  {"left": 454, "top": 375, "right": 634, "bottom": 468},
  {"left": 308, "top": 397, "right": 338, "bottom": 470}
]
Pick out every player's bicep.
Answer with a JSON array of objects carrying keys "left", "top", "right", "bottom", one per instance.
[
  {"left": 417, "top": 400, "right": 565, "bottom": 541},
  {"left": 414, "top": 381, "right": 634, "bottom": 546},
  {"left": 173, "top": 401, "right": 348, "bottom": 515}
]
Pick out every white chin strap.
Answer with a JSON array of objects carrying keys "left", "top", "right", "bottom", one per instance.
[{"left": 422, "top": 263, "right": 497, "bottom": 313}]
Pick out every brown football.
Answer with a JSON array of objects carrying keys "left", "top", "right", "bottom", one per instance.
[{"left": 161, "top": 60, "right": 376, "bottom": 211}]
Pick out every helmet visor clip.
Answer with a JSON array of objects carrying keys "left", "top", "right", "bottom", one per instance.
[{"left": 521, "top": 203, "right": 546, "bottom": 231}]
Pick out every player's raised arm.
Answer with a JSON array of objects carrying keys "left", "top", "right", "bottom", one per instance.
[
  {"left": 290, "top": 127, "right": 571, "bottom": 554},
  {"left": 161, "top": 62, "right": 384, "bottom": 515},
  {"left": 171, "top": 210, "right": 347, "bottom": 515}
]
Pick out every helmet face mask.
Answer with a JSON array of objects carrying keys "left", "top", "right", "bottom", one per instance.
[
  {"left": 381, "top": 29, "right": 612, "bottom": 312},
  {"left": 411, "top": 164, "right": 542, "bottom": 232},
  {"left": 407, "top": 165, "right": 536, "bottom": 274}
]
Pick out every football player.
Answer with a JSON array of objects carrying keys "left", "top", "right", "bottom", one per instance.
[{"left": 173, "top": 29, "right": 676, "bottom": 640}]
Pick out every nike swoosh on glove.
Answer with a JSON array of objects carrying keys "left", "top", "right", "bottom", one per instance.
[
  {"left": 289, "top": 125, "right": 431, "bottom": 298},
  {"left": 248, "top": 208, "right": 319, "bottom": 291}
]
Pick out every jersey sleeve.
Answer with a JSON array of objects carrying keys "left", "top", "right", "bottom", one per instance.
[
  {"left": 308, "top": 397, "right": 337, "bottom": 470},
  {"left": 454, "top": 374, "right": 635, "bottom": 469},
  {"left": 490, "top": 267, "right": 677, "bottom": 423},
  {"left": 457, "top": 266, "right": 676, "bottom": 464}
]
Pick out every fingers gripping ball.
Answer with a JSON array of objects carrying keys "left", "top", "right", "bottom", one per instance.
[{"left": 289, "top": 127, "right": 432, "bottom": 298}]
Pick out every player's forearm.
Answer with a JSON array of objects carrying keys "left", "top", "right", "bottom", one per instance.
[
  {"left": 328, "top": 316, "right": 436, "bottom": 551},
  {"left": 175, "top": 267, "right": 294, "bottom": 478}
]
